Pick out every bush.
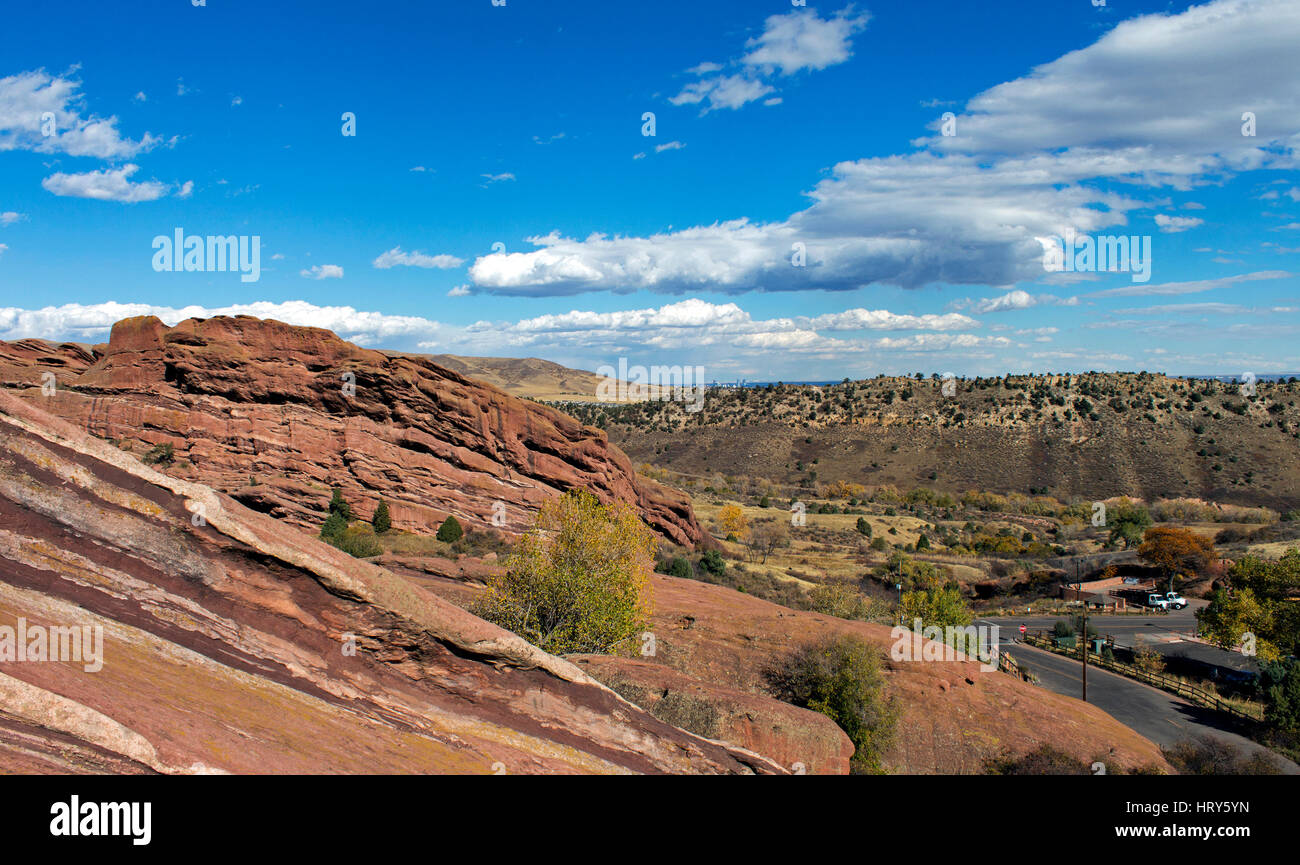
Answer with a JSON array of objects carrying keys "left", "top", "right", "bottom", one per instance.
[
  {"left": 436, "top": 515, "right": 464, "bottom": 543},
  {"left": 372, "top": 500, "right": 392, "bottom": 535},
  {"left": 333, "top": 527, "right": 382, "bottom": 558},
  {"left": 474, "top": 490, "right": 656, "bottom": 655},
  {"left": 807, "top": 583, "right": 887, "bottom": 623},
  {"left": 1162, "top": 736, "right": 1282, "bottom": 775},
  {"left": 766, "top": 636, "right": 897, "bottom": 774},
  {"left": 666, "top": 556, "right": 693, "bottom": 578},
  {"left": 856, "top": 517, "right": 872, "bottom": 537},
  {"left": 985, "top": 744, "right": 1090, "bottom": 775},
  {"left": 698, "top": 549, "right": 726, "bottom": 577},
  {"left": 141, "top": 442, "right": 175, "bottom": 467}
]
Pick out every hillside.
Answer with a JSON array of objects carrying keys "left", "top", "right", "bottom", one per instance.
[
  {"left": 419, "top": 354, "right": 618, "bottom": 402},
  {"left": 576, "top": 374, "right": 1300, "bottom": 512}
]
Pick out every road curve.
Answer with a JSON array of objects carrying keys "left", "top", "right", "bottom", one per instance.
[{"left": 999, "top": 642, "right": 1298, "bottom": 775}]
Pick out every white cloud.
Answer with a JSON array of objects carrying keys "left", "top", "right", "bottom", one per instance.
[
  {"left": 670, "top": 73, "right": 774, "bottom": 112},
  {"left": 0, "top": 70, "right": 160, "bottom": 159},
  {"left": 0, "top": 300, "right": 446, "bottom": 346},
  {"left": 921, "top": 0, "right": 1300, "bottom": 182},
  {"left": 372, "top": 246, "right": 464, "bottom": 269},
  {"left": 1086, "top": 270, "right": 1290, "bottom": 298},
  {"left": 133, "top": 91, "right": 146, "bottom": 102},
  {"left": 806, "top": 309, "right": 978, "bottom": 331},
  {"left": 740, "top": 7, "right": 870, "bottom": 75},
  {"left": 1154, "top": 214, "right": 1204, "bottom": 233},
  {"left": 477, "top": 0, "right": 1299, "bottom": 298},
  {"left": 176, "top": 180, "right": 194, "bottom": 199},
  {"left": 958, "top": 290, "right": 1079, "bottom": 314},
  {"left": 230, "top": 95, "right": 242, "bottom": 106},
  {"left": 874, "top": 333, "right": 1011, "bottom": 351},
  {"left": 447, "top": 285, "right": 472, "bottom": 297},
  {"left": 671, "top": 8, "right": 869, "bottom": 113},
  {"left": 480, "top": 173, "right": 516, "bottom": 185},
  {"left": 0, "top": 243, "right": 7, "bottom": 258},
  {"left": 41, "top": 164, "right": 169, "bottom": 202},
  {"left": 0, "top": 211, "right": 23, "bottom": 226},
  {"left": 300, "top": 264, "right": 344, "bottom": 280},
  {"left": 655, "top": 140, "right": 686, "bottom": 153}
]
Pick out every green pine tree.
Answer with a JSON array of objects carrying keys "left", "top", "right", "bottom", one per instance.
[
  {"left": 372, "top": 500, "right": 392, "bottom": 534},
  {"left": 329, "top": 487, "right": 353, "bottom": 521},
  {"left": 436, "top": 515, "right": 464, "bottom": 543},
  {"left": 320, "top": 512, "right": 347, "bottom": 541}
]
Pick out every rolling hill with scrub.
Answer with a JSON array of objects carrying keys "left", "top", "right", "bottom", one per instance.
[{"left": 579, "top": 374, "right": 1300, "bottom": 512}]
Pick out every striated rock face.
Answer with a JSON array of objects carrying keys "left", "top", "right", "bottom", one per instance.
[
  {"left": 0, "top": 392, "right": 779, "bottom": 774},
  {"left": 0, "top": 316, "right": 704, "bottom": 547}
]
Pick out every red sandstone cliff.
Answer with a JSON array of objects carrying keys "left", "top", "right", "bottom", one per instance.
[{"left": 0, "top": 315, "right": 704, "bottom": 547}]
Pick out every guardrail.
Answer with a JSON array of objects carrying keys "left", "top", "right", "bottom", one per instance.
[{"left": 1020, "top": 632, "right": 1259, "bottom": 727}]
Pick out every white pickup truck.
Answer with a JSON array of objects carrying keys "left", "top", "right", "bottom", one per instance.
[{"left": 1147, "top": 591, "right": 1188, "bottom": 611}]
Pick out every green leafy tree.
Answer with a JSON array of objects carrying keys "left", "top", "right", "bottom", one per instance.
[
  {"left": 1106, "top": 499, "right": 1152, "bottom": 549},
  {"left": 1197, "top": 586, "right": 1277, "bottom": 661},
  {"left": 899, "top": 586, "right": 972, "bottom": 630},
  {"left": 474, "top": 490, "right": 657, "bottom": 655},
  {"left": 1262, "top": 660, "right": 1300, "bottom": 739},
  {"left": 436, "top": 515, "right": 464, "bottom": 543},
  {"left": 372, "top": 500, "right": 392, "bottom": 535},
  {"left": 856, "top": 517, "right": 872, "bottom": 537}
]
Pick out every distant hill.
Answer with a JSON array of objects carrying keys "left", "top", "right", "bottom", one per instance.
[
  {"left": 573, "top": 373, "right": 1300, "bottom": 512},
  {"left": 418, "top": 353, "right": 617, "bottom": 402}
]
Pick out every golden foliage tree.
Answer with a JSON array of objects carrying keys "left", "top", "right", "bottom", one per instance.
[
  {"left": 718, "top": 503, "right": 749, "bottom": 538},
  {"left": 1138, "top": 526, "right": 1216, "bottom": 590},
  {"left": 475, "top": 490, "right": 656, "bottom": 655}
]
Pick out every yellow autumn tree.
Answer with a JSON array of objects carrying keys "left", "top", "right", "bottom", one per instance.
[
  {"left": 718, "top": 503, "right": 749, "bottom": 539},
  {"left": 475, "top": 490, "right": 656, "bottom": 655}
]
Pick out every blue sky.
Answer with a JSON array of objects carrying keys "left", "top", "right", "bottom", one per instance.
[{"left": 1, "top": 0, "right": 1298, "bottom": 380}]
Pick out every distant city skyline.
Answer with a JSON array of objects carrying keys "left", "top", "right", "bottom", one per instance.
[{"left": 1, "top": 0, "right": 1298, "bottom": 379}]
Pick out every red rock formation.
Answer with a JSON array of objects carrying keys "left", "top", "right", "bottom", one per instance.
[
  {"left": 0, "top": 315, "right": 704, "bottom": 547},
  {"left": 0, "top": 391, "right": 776, "bottom": 774}
]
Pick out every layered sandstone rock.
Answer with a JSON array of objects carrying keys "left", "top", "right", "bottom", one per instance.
[
  {"left": 0, "top": 391, "right": 777, "bottom": 774},
  {"left": 0, "top": 316, "right": 704, "bottom": 547}
]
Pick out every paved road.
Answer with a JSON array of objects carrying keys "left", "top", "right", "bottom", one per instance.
[
  {"left": 996, "top": 641, "right": 1298, "bottom": 774},
  {"left": 981, "top": 603, "right": 1204, "bottom": 645}
]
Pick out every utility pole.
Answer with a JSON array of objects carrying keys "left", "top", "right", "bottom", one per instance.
[{"left": 1078, "top": 559, "right": 1088, "bottom": 703}]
